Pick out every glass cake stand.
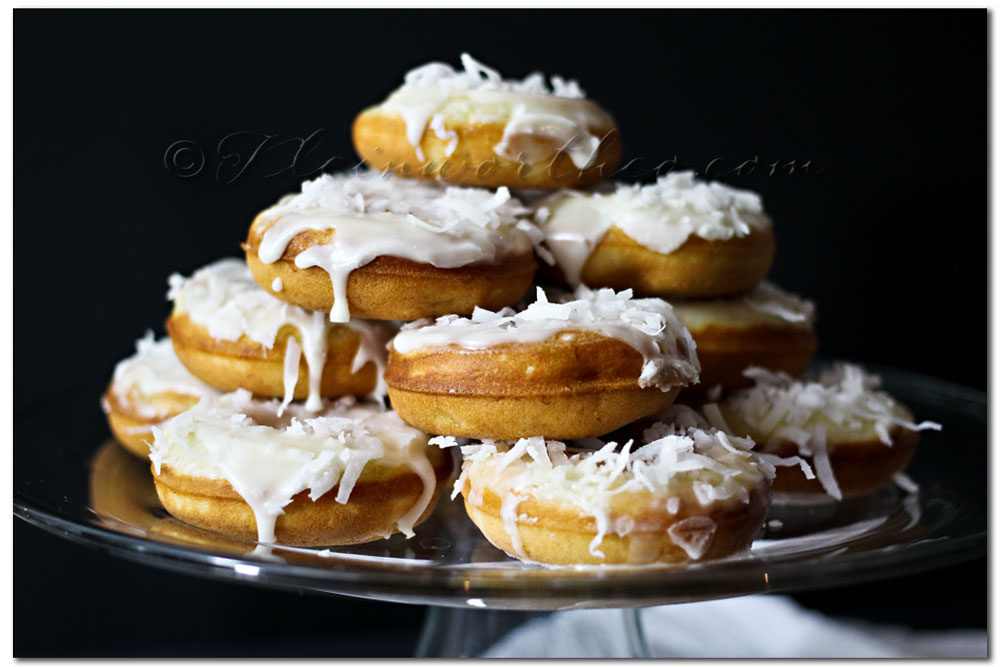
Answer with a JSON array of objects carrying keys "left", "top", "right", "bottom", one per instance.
[{"left": 14, "top": 364, "right": 986, "bottom": 657}]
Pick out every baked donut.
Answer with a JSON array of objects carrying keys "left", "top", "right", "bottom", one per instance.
[
  {"left": 386, "top": 286, "right": 700, "bottom": 440},
  {"left": 714, "top": 363, "right": 941, "bottom": 499},
  {"left": 167, "top": 258, "right": 395, "bottom": 411},
  {"left": 101, "top": 333, "right": 219, "bottom": 457},
  {"left": 244, "top": 171, "right": 541, "bottom": 322},
  {"left": 672, "top": 282, "right": 818, "bottom": 392},
  {"left": 353, "top": 53, "right": 622, "bottom": 189},
  {"left": 148, "top": 390, "right": 451, "bottom": 545},
  {"left": 432, "top": 405, "right": 772, "bottom": 566},
  {"left": 536, "top": 171, "right": 775, "bottom": 297}
]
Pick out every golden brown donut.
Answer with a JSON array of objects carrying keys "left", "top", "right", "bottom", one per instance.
[
  {"left": 672, "top": 282, "right": 818, "bottom": 392},
  {"left": 353, "top": 112, "right": 622, "bottom": 190},
  {"left": 101, "top": 334, "right": 218, "bottom": 458},
  {"left": 716, "top": 363, "right": 941, "bottom": 499},
  {"left": 244, "top": 171, "right": 541, "bottom": 322},
  {"left": 434, "top": 404, "right": 772, "bottom": 566},
  {"left": 167, "top": 258, "right": 395, "bottom": 410},
  {"left": 386, "top": 287, "right": 700, "bottom": 440},
  {"left": 149, "top": 390, "right": 451, "bottom": 546},
  {"left": 244, "top": 237, "right": 538, "bottom": 322},
  {"left": 353, "top": 53, "right": 621, "bottom": 189},
  {"left": 537, "top": 171, "right": 776, "bottom": 298}
]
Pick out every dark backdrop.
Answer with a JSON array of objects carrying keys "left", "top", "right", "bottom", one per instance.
[{"left": 15, "top": 8, "right": 985, "bottom": 657}]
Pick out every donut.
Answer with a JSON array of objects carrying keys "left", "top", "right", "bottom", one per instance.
[
  {"left": 386, "top": 286, "right": 700, "bottom": 440},
  {"left": 352, "top": 53, "right": 622, "bottom": 189},
  {"left": 713, "top": 363, "right": 942, "bottom": 499},
  {"left": 244, "top": 171, "right": 541, "bottom": 323},
  {"left": 672, "top": 282, "right": 818, "bottom": 392},
  {"left": 166, "top": 258, "right": 395, "bottom": 411},
  {"left": 101, "top": 333, "right": 218, "bottom": 457},
  {"left": 432, "top": 405, "right": 773, "bottom": 566},
  {"left": 536, "top": 171, "right": 775, "bottom": 298},
  {"left": 148, "top": 390, "right": 451, "bottom": 546}
]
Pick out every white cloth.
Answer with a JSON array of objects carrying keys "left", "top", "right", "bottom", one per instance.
[{"left": 482, "top": 595, "right": 986, "bottom": 658}]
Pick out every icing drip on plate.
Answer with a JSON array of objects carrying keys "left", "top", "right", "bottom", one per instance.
[
  {"left": 168, "top": 258, "right": 392, "bottom": 409},
  {"left": 716, "top": 363, "right": 942, "bottom": 499},
  {"left": 536, "top": 171, "right": 773, "bottom": 287},
  {"left": 149, "top": 390, "right": 435, "bottom": 544},
  {"left": 392, "top": 285, "right": 701, "bottom": 391},
  {"left": 374, "top": 53, "right": 613, "bottom": 168},
  {"left": 431, "top": 404, "right": 775, "bottom": 562},
  {"left": 107, "top": 332, "right": 218, "bottom": 419},
  {"left": 252, "top": 171, "right": 540, "bottom": 322}
]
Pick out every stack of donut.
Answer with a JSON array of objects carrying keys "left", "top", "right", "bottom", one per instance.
[{"left": 101, "top": 53, "right": 939, "bottom": 563}]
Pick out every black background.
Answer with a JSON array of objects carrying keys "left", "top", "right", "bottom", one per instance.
[{"left": 15, "top": 9, "right": 985, "bottom": 657}]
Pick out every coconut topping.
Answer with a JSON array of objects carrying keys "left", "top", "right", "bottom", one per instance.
[
  {"left": 392, "top": 285, "right": 701, "bottom": 391},
  {"left": 149, "top": 390, "right": 436, "bottom": 544},
  {"left": 537, "top": 171, "right": 773, "bottom": 287},
  {"left": 431, "top": 404, "right": 773, "bottom": 562},
  {"left": 168, "top": 258, "right": 393, "bottom": 410},
  {"left": 716, "top": 363, "right": 942, "bottom": 499},
  {"left": 672, "top": 282, "right": 816, "bottom": 332},
  {"left": 372, "top": 53, "right": 613, "bottom": 168},
  {"left": 253, "top": 170, "right": 541, "bottom": 322},
  {"left": 106, "top": 333, "right": 218, "bottom": 419}
]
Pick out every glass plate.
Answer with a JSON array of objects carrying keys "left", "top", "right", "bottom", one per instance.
[{"left": 14, "top": 364, "right": 985, "bottom": 611}]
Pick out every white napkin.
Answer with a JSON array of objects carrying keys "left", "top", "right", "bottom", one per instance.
[{"left": 482, "top": 595, "right": 986, "bottom": 658}]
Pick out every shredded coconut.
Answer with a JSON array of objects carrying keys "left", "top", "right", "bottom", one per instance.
[
  {"left": 389, "top": 53, "right": 586, "bottom": 99},
  {"left": 393, "top": 285, "right": 700, "bottom": 390}
]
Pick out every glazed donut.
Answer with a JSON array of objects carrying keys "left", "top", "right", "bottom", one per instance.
[
  {"left": 244, "top": 171, "right": 540, "bottom": 323},
  {"left": 166, "top": 258, "right": 395, "bottom": 411},
  {"left": 714, "top": 363, "right": 941, "bottom": 499},
  {"left": 386, "top": 286, "right": 700, "bottom": 440},
  {"left": 148, "top": 390, "right": 451, "bottom": 545},
  {"left": 672, "top": 282, "right": 818, "bottom": 392},
  {"left": 537, "top": 171, "right": 775, "bottom": 298},
  {"left": 352, "top": 53, "right": 622, "bottom": 189},
  {"left": 102, "top": 333, "right": 218, "bottom": 457},
  {"left": 432, "top": 405, "right": 773, "bottom": 566}
]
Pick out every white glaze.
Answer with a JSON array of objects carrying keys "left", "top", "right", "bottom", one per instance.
[
  {"left": 168, "top": 258, "right": 393, "bottom": 408},
  {"left": 431, "top": 404, "right": 773, "bottom": 562},
  {"left": 537, "top": 171, "right": 773, "bottom": 286},
  {"left": 717, "top": 363, "right": 942, "bottom": 500},
  {"left": 150, "top": 390, "right": 435, "bottom": 544},
  {"left": 671, "top": 282, "right": 816, "bottom": 333},
  {"left": 392, "top": 285, "right": 700, "bottom": 391},
  {"left": 107, "top": 333, "right": 218, "bottom": 419},
  {"left": 253, "top": 171, "right": 540, "bottom": 322},
  {"left": 372, "top": 53, "right": 613, "bottom": 168}
]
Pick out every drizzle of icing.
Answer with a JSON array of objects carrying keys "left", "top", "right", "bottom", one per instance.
[
  {"left": 108, "top": 333, "right": 218, "bottom": 418},
  {"left": 671, "top": 281, "right": 816, "bottom": 332},
  {"left": 717, "top": 363, "right": 942, "bottom": 499},
  {"left": 167, "top": 258, "right": 392, "bottom": 407},
  {"left": 372, "top": 53, "right": 613, "bottom": 168},
  {"left": 393, "top": 285, "right": 700, "bottom": 391},
  {"left": 537, "top": 171, "right": 773, "bottom": 286},
  {"left": 149, "top": 390, "right": 435, "bottom": 544},
  {"left": 430, "top": 404, "right": 773, "bottom": 561},
  {"left": 252, "top": 171, "right": 540, "bottom": 322}
]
